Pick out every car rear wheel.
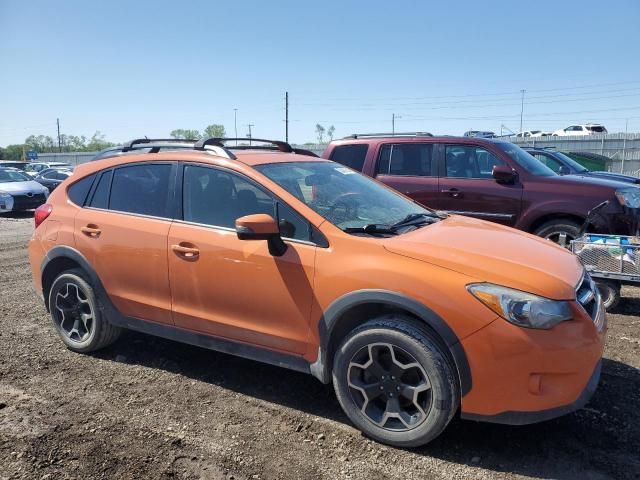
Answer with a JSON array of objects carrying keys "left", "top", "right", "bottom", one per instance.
[
  {"left": 48, "top": 269, "right": 121, "bottom": 353},
  {"left": 534, "top": 219, "right": 581, "bottom": 248},
  {"left": 332, "top": 315, "right": 458, "bottom": 448}
]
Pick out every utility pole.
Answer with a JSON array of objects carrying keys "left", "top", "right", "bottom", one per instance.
[
  {"left": 519, "top": 89, "right": 525, "bottom": 134},
  {"left": 233, "top": 108, "right": 238, "bottom": 145},
  {"left": 392, "top": 113, "right": 401, "bottom": 135},
  {"left": 285, "top": 91, "right": 289, "bottom": 143},
  {"left": 56, "top": 118, "right": 61, "bottom": 153},
  {"left": 622, "top": 118, "right": 628, "bottom": 173},
  {"left": 247, "top": 123, "right": 254, "bottom": 145}
]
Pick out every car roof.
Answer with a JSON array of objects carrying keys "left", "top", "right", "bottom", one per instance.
[{"left": 328, "top": 135, "right": 508, "bottom": 147}]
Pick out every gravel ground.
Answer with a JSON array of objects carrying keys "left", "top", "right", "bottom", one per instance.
[{"left": 1, "top": 214, "right": 639, "bottom": 480}]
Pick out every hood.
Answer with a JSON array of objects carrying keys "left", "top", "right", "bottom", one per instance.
[
  {"left": 0, "top": 180, "right": 48, "bottom": 195},
  {"left": 553, "top": 173, "right": 636, "bottom": 190},
  {"left": 383, "top": 215, "right": 582, "bottom": 300}
]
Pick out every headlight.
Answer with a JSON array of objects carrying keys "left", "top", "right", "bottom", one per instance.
[
  {"left": 467, "top": 283, "right": 573, "bottom": 329},
  {"left": 615, "top": 188, "right": 640, "bottom": 208}
]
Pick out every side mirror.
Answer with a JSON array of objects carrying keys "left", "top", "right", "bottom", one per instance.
[
  {"left": 492, "top": 165, "right": 517, "bottom": 184},
  {"left": 558, "top": 165, "right": 571, "bottom": 175},
  {"left": 235, "top": 214, "right": 287, "bottom": 256}
]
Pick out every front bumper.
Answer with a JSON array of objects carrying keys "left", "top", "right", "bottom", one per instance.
[
  {"left": 459, "top": 299, "right": 606, "bottom": 423},
  {"left": 0, "top": 195, "right": 15, "bottom": 213}
]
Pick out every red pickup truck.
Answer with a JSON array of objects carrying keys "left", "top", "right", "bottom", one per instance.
[{"left": 322, "top": 134, "right": 640, "bottom": 245}]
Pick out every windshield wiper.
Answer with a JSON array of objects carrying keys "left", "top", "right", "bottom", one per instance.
[
  {"left": 389, "top": 212, "right": 442, "bottom": 231},
  {"left": 343, "top": 224, "right": 398, "bottom": 235}
]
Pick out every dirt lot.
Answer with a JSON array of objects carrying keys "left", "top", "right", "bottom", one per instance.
[{"left": 1, "top": 214, "right": 639, "bottom": 480}]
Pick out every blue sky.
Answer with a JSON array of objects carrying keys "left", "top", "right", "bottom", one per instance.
[{"left": 1, "top": 0, "right": 639, "bottom": 146}]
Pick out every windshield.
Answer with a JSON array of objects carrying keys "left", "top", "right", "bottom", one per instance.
[
  {"left": 0, "top": 169, "right": 31, "bottom": 182},
  {"left": 496, "top": 143, "right": 557, "bottom": 177},
  {"left": 256, "top": 161, "right": 433, "bottom": 232},
  {"left": 554, "top": 152, "right": 589, "bottom": 173}
]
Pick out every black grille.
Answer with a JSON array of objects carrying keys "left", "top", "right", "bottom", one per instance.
[{"left": 12, "top": 193, "right": 46, "bottom": 210}]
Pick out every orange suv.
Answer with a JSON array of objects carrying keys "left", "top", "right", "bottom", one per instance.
[{"left": 29, "top": 138, "right": 606, "bottom": 447}]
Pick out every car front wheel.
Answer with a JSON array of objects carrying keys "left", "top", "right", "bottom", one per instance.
[{"left": 332, "top": 315, "right": 459, "bottom": 448}]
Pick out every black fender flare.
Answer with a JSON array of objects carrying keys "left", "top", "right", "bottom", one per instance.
[{"left": 310, "top": 289, "right": 472, "bottom": 396}]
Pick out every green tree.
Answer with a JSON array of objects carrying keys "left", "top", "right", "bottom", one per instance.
[
  {"left": 25, "top": 135, "right": 56, "bottom": 152},
  {"left": 203, "top": 124, "right": 226, "bottom": 138},
  {"left": 170, "top": 129, "right": 201, "bottom": 140},
  {"left": 315, "top": 124, "right": 326, "bottom": 144},
  {"left": 86, "top": 131, "right": 115, "bottom": 151},
  {"left": 1, "top": 144, "right": 27, "bottom": 160},
  {"left": 327, "top": 125, "right": 335, "bottom": 141}
]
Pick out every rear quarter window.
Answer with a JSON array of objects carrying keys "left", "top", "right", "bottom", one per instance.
[
  {"left": 329, "top": 144, "right": 369, "bottom": 171},
  {"left": 67, "top": 174, "right": 96, "bottom": 206}
]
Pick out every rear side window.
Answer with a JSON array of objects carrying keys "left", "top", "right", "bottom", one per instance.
[
  {"left": 377, "top": 144, "right": 434, "bottom": 176},
  {"left": 329, "top": 144, "right": 368, "bottom": 171},
  {"left": 67, "top": 174, "right": 96, "bottom": 206},
  {"left": 89, "top": 170, "right": 112, "bottom": 209},
  {"left": 109, "top": 164, "right": 172, "bottom": 218}
]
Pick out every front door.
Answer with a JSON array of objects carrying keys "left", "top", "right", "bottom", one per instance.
[
  {"left": 167, "top": 164, "right": 316, "bottom": 355},
  {"left": 436, "top": 144, "right": 522, "bottom": 226}
]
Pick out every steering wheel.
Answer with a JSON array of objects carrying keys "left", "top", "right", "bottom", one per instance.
[{"left": 328, "top": 192, "right": 362, "bottom": 223}]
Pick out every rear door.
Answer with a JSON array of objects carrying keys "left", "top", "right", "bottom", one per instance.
[
  {"left": 436, "top": 144, "right": 522, "bottom": 226},
  {"left": 73, "top": 162, "right": 176, "bottom": 325},
  {"left": 373, "top": 142, "right": 440, "bottom": 209}
]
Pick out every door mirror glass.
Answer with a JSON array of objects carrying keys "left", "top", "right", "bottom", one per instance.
[{"left": 492, "top": 165, "right": 517, "bottom": 184}]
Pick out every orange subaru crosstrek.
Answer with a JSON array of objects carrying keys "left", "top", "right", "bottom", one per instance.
[{"left": 28, "top": 138, "right": 606, "bottom": 447}]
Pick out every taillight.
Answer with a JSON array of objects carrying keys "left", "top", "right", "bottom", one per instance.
[{"left": 34, "top": 204, "right": 53, "bottom": 228}]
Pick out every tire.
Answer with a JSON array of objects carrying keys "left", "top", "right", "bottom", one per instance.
[
  {"left": 48, "top": 268, "right": 121, "bottom": 353},
  {"left": 332, "top": 315, "right": 459, "bottom": 448},
  {"left": 595, "top": 279, "right": 621, "bottom": 311},
  {"left": 533, "top": 219, "right": 581, "bottom": 248}
]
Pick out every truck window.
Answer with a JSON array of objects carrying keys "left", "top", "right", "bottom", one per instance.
[
  {"left": 329, "top": 144, "right": 369, "bottom": 171},
  {"left": 377, "top": 144, "right": 434, "bottom": 176}
]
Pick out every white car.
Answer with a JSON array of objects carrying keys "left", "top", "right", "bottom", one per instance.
[
  {"left": 552, "top": 124, "right": 608, "bottom": 136},
  {"left": 24, "top": 161, "right": 72, "bottom": 177},
  {"left": 516, "top": 130, "right": 553, "bottom": 138}
]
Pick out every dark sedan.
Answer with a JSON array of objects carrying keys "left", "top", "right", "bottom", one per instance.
[
  {"left": 34, "top": 168, "right": 72, "bottom": 192},
  {"left": 525, "top": 148, "right": 640, "bottom": 185}
]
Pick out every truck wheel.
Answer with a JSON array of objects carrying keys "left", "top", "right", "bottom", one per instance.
[
  {"left": 48, "top": 269, "right": 121, "bottom": 353},
  {"left": 534, "top": 219, "right": 581, "bottom": 248},
  {"left": 332, "top": 315, "right": 458, "bottom": 448},
  {"left": 596, "top": 279, "right": 621, "bottom": 311}
]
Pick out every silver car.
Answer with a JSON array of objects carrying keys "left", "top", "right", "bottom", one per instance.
[{"left": 0, "top": 168, "right": 49, "bottom": 213}]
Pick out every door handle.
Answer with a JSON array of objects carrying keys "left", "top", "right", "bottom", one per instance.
[
  {"left": 80, "top": 225, "right": 101, "bottom": 237},
  {"left": 441, "top": 188, "right": 462, "bottom": 198},
  {"left": 171, "top": 243, "right": 200, "bottom": 258}
]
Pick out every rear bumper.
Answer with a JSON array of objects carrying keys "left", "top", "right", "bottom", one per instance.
[{"left": 461, "top": 360, "right": 601, "bottom": 425}]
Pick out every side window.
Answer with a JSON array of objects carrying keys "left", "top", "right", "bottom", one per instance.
[
  {"left": 88, "top": 170, "right": 112, "bottom": 209},
  {"left": 377, "top": 144, "right": 434, "bottom": 176},
  {"left": 183, "top": 165, "right": 274, "bottom": 228},
  {"left": 445, "top": 145, "right": 505, "bottom": 179},
  {"left": 67, "top": 173, "right": 96, "bottom": 206},
  {"left": 182, "top": 165, "right": 313, "bottom": 242},
  {"left": 534, "top": 154, "right": 562, "bottom": 172},
  {"left": 109, "top": 164, "right": 172, "bottom": 218},
  {"left": 329, "top": 144, "right": 369, "bottom": 171}
]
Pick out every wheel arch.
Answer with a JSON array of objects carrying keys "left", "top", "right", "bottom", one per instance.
[
  {"left": 310, "top": 290, "right": 472, "bottom": 397},
  {"left": 526, "top": 212, "right": 585, "bottom": 234}
]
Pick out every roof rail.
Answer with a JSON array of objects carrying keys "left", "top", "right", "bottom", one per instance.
[
  {"left": 343, "top": 132, "right": 433, "bottom": 139},
  {"left": 120, "top": 138, "right": 237, "bottom": 160},
  {"left": 197, "top": 137, "right": 294, "bottom": 153}
]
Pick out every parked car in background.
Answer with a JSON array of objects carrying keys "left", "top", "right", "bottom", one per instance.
[
  {"left": 0, "top": 167, "right": 49, "bottom": 213},
  {"left": 565, "top": 151, "right": 608, "bottom": 171},
  {"left": 0, "top": 161, "right": 29, "bottom": 171},
  {"left": 525, "top": 148, "right": 640, "bottom": 184},
  {"left": 516, "top": 130, "right": 552, "bottom": 138},
  {"left": 463, "top": 130, "right": 495, "bottom": 138},
  {"left": 25, "top": 161, "right": 73, "bottom": 176},
  {"left": 29, "top": 137, "right": 605, "bottom": 448},
  {"left": 323, "top": 134, "right": 640, "bottom": 245},
  {"left": 553, "top": 124, "right": 608, "bottom": 136},
  {"left": 34, "top": 168, "right": 73, "bottom": 192}
]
